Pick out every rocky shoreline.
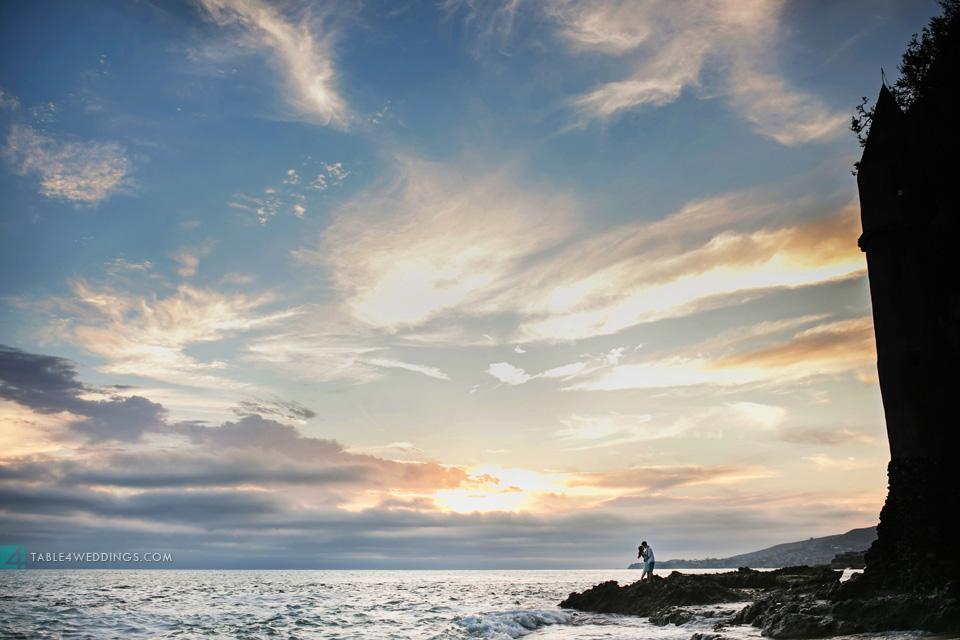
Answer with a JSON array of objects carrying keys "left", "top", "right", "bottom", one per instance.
[{"left": 559, "top": 567, "right": 960, "bottom": 638}]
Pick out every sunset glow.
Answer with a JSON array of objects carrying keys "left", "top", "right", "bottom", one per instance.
[{"left": 0, "top": 0, "right": 938, "bottom": 568}]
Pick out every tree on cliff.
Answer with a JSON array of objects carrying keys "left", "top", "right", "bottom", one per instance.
[{"left": 851, "top": 0, "right": 959, "bottom": 150}]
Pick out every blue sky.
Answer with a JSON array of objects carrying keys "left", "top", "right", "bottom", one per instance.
[{"left": 0, "top": 0, "right": 940, "bottom": 568}]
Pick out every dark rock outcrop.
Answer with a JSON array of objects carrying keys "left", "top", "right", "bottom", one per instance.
[
  {"left": 559, "top": 576, "right": 740, "bottom": 618},
  {"left": 828, "top": 551, "right": 865, "bottom": 569},
  {"left": 560, "top": 566, "right": 960, "bottom": 638},
  {"left": 728, "top": 572, "right": 960, "bottom": 637},
  {"left": 559, "top": 567, "right": 840, "bottom": 620}
]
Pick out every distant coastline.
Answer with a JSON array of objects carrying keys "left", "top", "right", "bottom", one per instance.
[{"left": 629, "top": 526, "right": 876, "bottom": 570}]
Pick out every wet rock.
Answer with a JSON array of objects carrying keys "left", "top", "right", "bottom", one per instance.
[
  {"left": 653, "top": 607, "right": 693, "bottom": 626},
  {"left": 562, "top": 566, "right": 960, "bottom": 636},
  {"left": 559, "top": 572, "right": 741, "bottom": 618},
  {"left": 560, "top": 566, "right": 839, "bottom": 619},
  {"left": 710, "top": 566, "right": 840, "bottom": 590},
  {"left": 730, "top": 573, "right": 960, "bottom": 637},
  {"left": 762, "top": 612, "right": 836, "bottom": 639},
  {"left": 828, "top": 551, "right": 865, "bottom": 569}
]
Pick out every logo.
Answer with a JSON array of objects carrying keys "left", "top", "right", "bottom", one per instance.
[{"left": 1, "top": 545, "right": 26, "bottom": 569}]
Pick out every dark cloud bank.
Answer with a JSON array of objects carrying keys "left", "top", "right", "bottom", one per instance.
[{"left": 0, "top": 345, "right": 867, "bottom": 568}]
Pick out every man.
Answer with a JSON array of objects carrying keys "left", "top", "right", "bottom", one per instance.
[{"left": 638, "top": 541, "right": 655, "bottom": 581}]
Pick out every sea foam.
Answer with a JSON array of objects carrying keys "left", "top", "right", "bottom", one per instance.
[{"left": 458, "top": 608, "right": 573, "bottom": 639}]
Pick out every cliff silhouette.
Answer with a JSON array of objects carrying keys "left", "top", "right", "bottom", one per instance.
[{"left": 855, "top": 17, "right": 960, "bottom": 590}]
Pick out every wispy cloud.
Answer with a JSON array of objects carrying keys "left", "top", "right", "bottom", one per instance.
[
  {"left": 171, "top": 240, "right": 216, "bottom": 278},
  {"left": 243, "top": 333, "right": 385, "bottom": 384},
  {"left": 569, "top": 316, "right": 876, "bottom": 391},
  {"left": 105, "top": 258, "right": 154, "bottom": 275},
  {"left": 464, "top": 0, "right": 847, "bottom": 144},
  {"left": 0, "top": 89, "right": 20, "bottom": 110},
  {"left": 802, "top": 453, "right": 879, "bottom": 472},
  {"left": 306, "top": 156, "right": 864, "bottom": 349},
  {"left": 707, "top": 317, "right": 877, "bottom": 380},
  {"left": 568, "top": 32, "right": 708, "bottom": 120},
  {"left": 196, "top": 0, "right": 349, "bottom": 127},
  {"left": 368, "top": 359, "right": 449, "bottom": 380},
  {"left": 232, "top": 396, "right": 317, "bottom": 421},
  {"left": 42, "top": 280, "right": 297, "bottom": 387},
  {"left": 555, "top": 412, "right": 663, "bottom": 450},
  {"left": 567, "top": 464, "right": 775, "bottom": 491},
  {"left": 303, "top": 155, "right": 580, "bottom": 332},
  {"left": 4, "top": 124, "right": 132, "bottom": 203},
  {"left": 513, "top": 197, "right": 865, "bottom": 343},
  {"left": 725, "top": 65, "right": 848, "bottom": 146}
]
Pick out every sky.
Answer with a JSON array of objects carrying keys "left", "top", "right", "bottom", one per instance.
[{"left": 0, "top": 0, "right": 941, "bottom": 569}]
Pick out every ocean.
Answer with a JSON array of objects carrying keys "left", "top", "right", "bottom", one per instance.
[{"left": 0, "top": 569, "right": 937, "bottom": 639}]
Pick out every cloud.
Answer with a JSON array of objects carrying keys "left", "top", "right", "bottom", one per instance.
[
  {"left": 229, "top": 159, "right": 346, "bottom": 225},
  {"left": 368, "top": 359, "right": 450, "bottom": 380},
  {"left": 802, "top": 453, "right": 878, "bottom": 472},
  {"left": 0, "top": 345, "right": 470, "bottom": 498},
  {"left": 4, "top": 124, "right": 132, "bottom": 203},
  {"left": 486, "top": 358, "right": 591, "bottom": 387},
  {"left": 515, "top": 198, "right": 865, "bottom": 343},
  {"left": 307, "top": 155, "right": 864, "bottom": 348},
  {"left": 540, "top": 361, "right": 587, "bottom": 379},
  {"left": 243, "top": 333, "right": 385, "bottom": 383},
  {"left": 0, "top": 345, "right": 883, "bottom": 568},
  {"left": 567, "top": 464, "right": 774, "bottom": 491},
  {"left": 470, "top": 0, "right": 847, "bottom": 144},
  {"left": 310, "top": 161, "right": 350, "bottom": 190},
  {"left": 229, "top": 186, "right": 307, "bottom": 226},
  {"left": 556, "top": 402, "right": 786, "bottom": 447},
  {"left": 43, "top": 280, "right": 298, "bottom": 387},
  {"left": 305, "top": 156, "right": 580, "bottom": 332},
  {"left": 196, "top": 0, "right": 349, "bottom": 127},
  {"left": 487, "top": 362, "right": 532, "bottom": 385},
  {"left": 0, "top": 89, "right": 20, "bottom": 110},
  {"left": 105, "top": 258, "right": 154, "bottom": 274},
  {"left": 170, "top": 240, "right": 217, "bottom": 278},
  {"left": 0, "top": 489, "right": 878, "bottom": 568},
  {"left": 570, "top": 315, "right": 876, "bottom": 391},
  {"left": 555, "top": 412, "right": 664, "bottom": 450},
  {"left": 780, "top": 427, "right": 874, "bottom": 446},
  {"left": 546, "top": 0, "right": 655, "bottom": 54},
  {"left": 4, "top": 452, "right": 365, "bottom": 491},
  {"left": 725, "top": 66, "right": 849, "bottom": 146},
  {"left": 232, "top": 397, "right": 317, "bottom": 421},
  {"left": 707, "top": 317, "right": 876, "bottom": 377},
  {"left": 0, "top": 344, "right": 167, "bottom": 443},
  {"left": 0, "top": 484, "right": 282, "bottom": 523},
  {"left": 568, "top": 32, "right": 708, "bottom": 120}
]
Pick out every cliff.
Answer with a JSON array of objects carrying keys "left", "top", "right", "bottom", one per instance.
[{"left": 856, "top": 73, "right": 960, "bottom": 590}]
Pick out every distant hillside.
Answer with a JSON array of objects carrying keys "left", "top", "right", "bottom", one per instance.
[{"left": 629, "top": 527, "right": 877, "bottom": 570}]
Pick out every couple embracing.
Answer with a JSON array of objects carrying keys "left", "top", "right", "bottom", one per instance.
[{"left": 637, "top": 541, "right": 655, "bottom": 580}]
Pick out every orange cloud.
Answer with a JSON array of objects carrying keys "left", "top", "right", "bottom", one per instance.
[
  {"left": 566, "top": 465, "right": 774, "bottom": 490},
  {"left": 708, "top": 317, "right": 876, "bottom": 378}
]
